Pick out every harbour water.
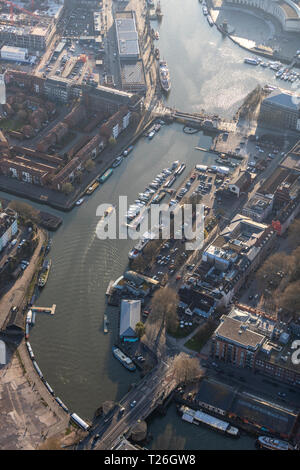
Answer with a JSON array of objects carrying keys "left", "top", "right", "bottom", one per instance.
[{"left": 5, "top": 0, "right": 295, "bottom": 449}]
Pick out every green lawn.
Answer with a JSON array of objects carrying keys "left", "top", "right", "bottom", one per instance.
[
  {"left": 0, "top": 118, "right": 26, "bottom": 131},
  {"left": 184, "top": 322, "right": 216, "bottom": 352},
  {"left": 169, "top": 323, "right": 197, "bottom": 339}
]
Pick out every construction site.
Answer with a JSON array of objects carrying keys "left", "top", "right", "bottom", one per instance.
[{"left": 0, "top": 0, "right": 63, "bottom": 52}]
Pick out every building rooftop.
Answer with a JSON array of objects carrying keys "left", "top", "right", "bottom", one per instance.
[
  {"left": 120, "top": 299, "right": 141, "bottom": 338},
  {"left": 215, "top": 315, "right": 266, "bottom": 351},
  {"left": 120, "top": 60, "right": 146, "bottom": 88},
  {"left": 263, "top": 88, "right": 300, "bottom": 112}
]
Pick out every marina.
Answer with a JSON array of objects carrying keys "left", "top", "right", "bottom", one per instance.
[{"left": 24, "top": 0, "right": 300, "bottom": 450}]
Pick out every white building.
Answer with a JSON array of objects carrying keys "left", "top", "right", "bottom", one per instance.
[
  {"left": 225, "top": 0, "right": 300, "bottom": 33},
  {"left": 1, "top": 45, "right": 28, "bottom": 62},
  {"left": 0, "top": 340, "right": 6, "bottom": 365},
  {"left": 0, "top": 211, "right": 18, "bottom": 252},
  {"left": 0, "top": 71, "right": 6, "bottom": 105},
  {"left": 120, "top": 299, "right": 141, "bottom": 341}
]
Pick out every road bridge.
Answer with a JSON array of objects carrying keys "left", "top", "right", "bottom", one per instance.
[{"left": 80, "top": 360, "right": 178, "bottom": 450}]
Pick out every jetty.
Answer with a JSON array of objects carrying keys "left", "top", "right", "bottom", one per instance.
[{"left": 31, "top": 304, "right": 56, "bottom": 316}]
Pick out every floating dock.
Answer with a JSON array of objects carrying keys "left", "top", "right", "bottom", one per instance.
[{"left": 31, "top": 304, "right": 56, "bottom": 315}]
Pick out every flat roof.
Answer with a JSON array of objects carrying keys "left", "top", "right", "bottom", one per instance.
[
  {"left": 1, "top": 45, "right": 28, "bottom": 53},
  {"left": 215, "top": 316, "right": 265, "bottom": 350},
  {"left": 121, "top": 61, "right": 145, "bottom": 85},
  {"left": 196, "top": 378, "right": 236, "bottom": 411},
  {"left": 231, "top": 391, "right": 298, "bottom": 436}
]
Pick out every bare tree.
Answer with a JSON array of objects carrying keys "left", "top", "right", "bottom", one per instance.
[
  {"left": 256, "top": 252, "right": 294, "bottom": 289},
  {"left": 172, "top": 353, "right": 204, "bottom": 385},
  {"left": 287, "top": 218, "right": 300, "bottom": 249},
  {"left": 278, "top": 280, "right": 300, "bottom": 316},
  {"left": 149, "top": 287, "right": 179, "bottom": 326}
]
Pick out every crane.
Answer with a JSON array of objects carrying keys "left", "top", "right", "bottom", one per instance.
[{"left": 0, "top": 0, "right": 40, "bottom": 24}]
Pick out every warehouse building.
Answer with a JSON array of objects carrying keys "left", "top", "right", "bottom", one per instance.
[
  {"left": 115, "top": 11, "right": 140, "bottom": 60},
  {"left": 258, "top": 88, "right": 300, "bottom": 131},
  {"left": 1, "top": 45, "right": 28, "bottom": 62}
]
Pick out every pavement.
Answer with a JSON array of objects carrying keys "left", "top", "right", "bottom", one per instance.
[
  {"left": 0, "top": 228, "right": 46, "bottom": 330},
  {"left": 0, "top": 344, "right": 69, "bottom": 450}
]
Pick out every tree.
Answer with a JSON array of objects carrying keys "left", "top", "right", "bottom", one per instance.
[
  {"left": 8, "top": 200, "right": 39, "bottom": 223},
  {"left": 288, "top": 218, "right": 300, "bottom": 248},
  {"left": 108, "top": 136, "right": 117, "bottom": 146},
  {"left": 84, "top": 159, "right": 95, "bottom": 172},
  {"left": 61, "top": 182, "right": 74, "bottom": 194},
  {"left": 256, "top": 252, "right": 294, "bottom": 289},
  {"left": 172, "top": 353, "right": 203, "bottom": 385},
  {"left": 135, "top": 321, "right": 146, "bottom": 339},
  {"left": 278, "top": 280, "right": 300, "bottom": 316},
  {"left": 149, "top": 287, "right": 179, "bottom": 326}
]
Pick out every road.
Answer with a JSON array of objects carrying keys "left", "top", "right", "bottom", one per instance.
[{"left": 81, "top": 359, "right": 176, "bottom": 450}]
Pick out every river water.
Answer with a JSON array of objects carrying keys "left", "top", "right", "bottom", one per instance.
[{"left": 7, "top": 0, "right": 294, "bottom": 449}]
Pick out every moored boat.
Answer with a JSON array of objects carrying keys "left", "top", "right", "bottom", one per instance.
[
  {"left": 123, "top": 145, "right": 134, "bottom": 156},
  {"left": 99, "top": 168, "right": 113, "bottom": 183},
  {"left": 207, "top": 14, "right": 214, "bottom": 26},
  {"left": 179, "top": 405, "right": 240, "bottom": 438},
  {"left": 257, "top": 436, "right": 295, "bottom": 451},
  {"left": 159, "top": 60, "right": 171, "bottom": 93},
  {"left": 86, "top": 180, "right": 100, "bottom": 195},
  {"left": 112, "top": 346, "right": 136, "bottom": 371},
  {"left": 76, "top": 198, "right": 85, "bottom": 206},
  {"left": 38, "top": 260, "right": 52, "bottom": 288},
  {"left": 112, "top": 156, "right": 123, "bottom": 168},
  {"left": 244, "top": 57, "right": 259, "bottom": 65},
  {"left": 174, "top": 163, "right": 186, "bottom": 175}
]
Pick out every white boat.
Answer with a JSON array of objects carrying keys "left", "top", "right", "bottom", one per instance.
[
  {"left": 257, "top": 436, "right": 295, "bottom": 451},
  {"left": 112, "top": 156, "right": 123, "bottom": 167},
  {"left": 207, "top": 15, "right": 214, "bottom": 26},
  {"left": 76, "top": 198, "right": 85, "bottom": 206},
  {"left": 244, "top": 58, "right": 259, "bottom": 65},
  {"left": 158, "top": 60, "right": 171, "bottom": 93}
]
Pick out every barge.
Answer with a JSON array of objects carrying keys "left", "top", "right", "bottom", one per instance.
[
  {"left": 98, "top": 168, "right": 113, "bottom": 183},
  {"left": 112, "top": 346, "right": 136, "bottom": 371},
  {"left": 179, "top": 405, "right": 240, "bottom": 438},
  {"left": 38, "top": 260, "right": 51, "bottom": 288}
]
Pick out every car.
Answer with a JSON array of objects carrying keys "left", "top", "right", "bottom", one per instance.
[{"left": 130, "top": 400, "right": 137, "bottom": 408}]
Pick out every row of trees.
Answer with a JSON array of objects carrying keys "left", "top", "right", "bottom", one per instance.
[{"left": 256, "top": 218, "right": 300, "bottom": 317}]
